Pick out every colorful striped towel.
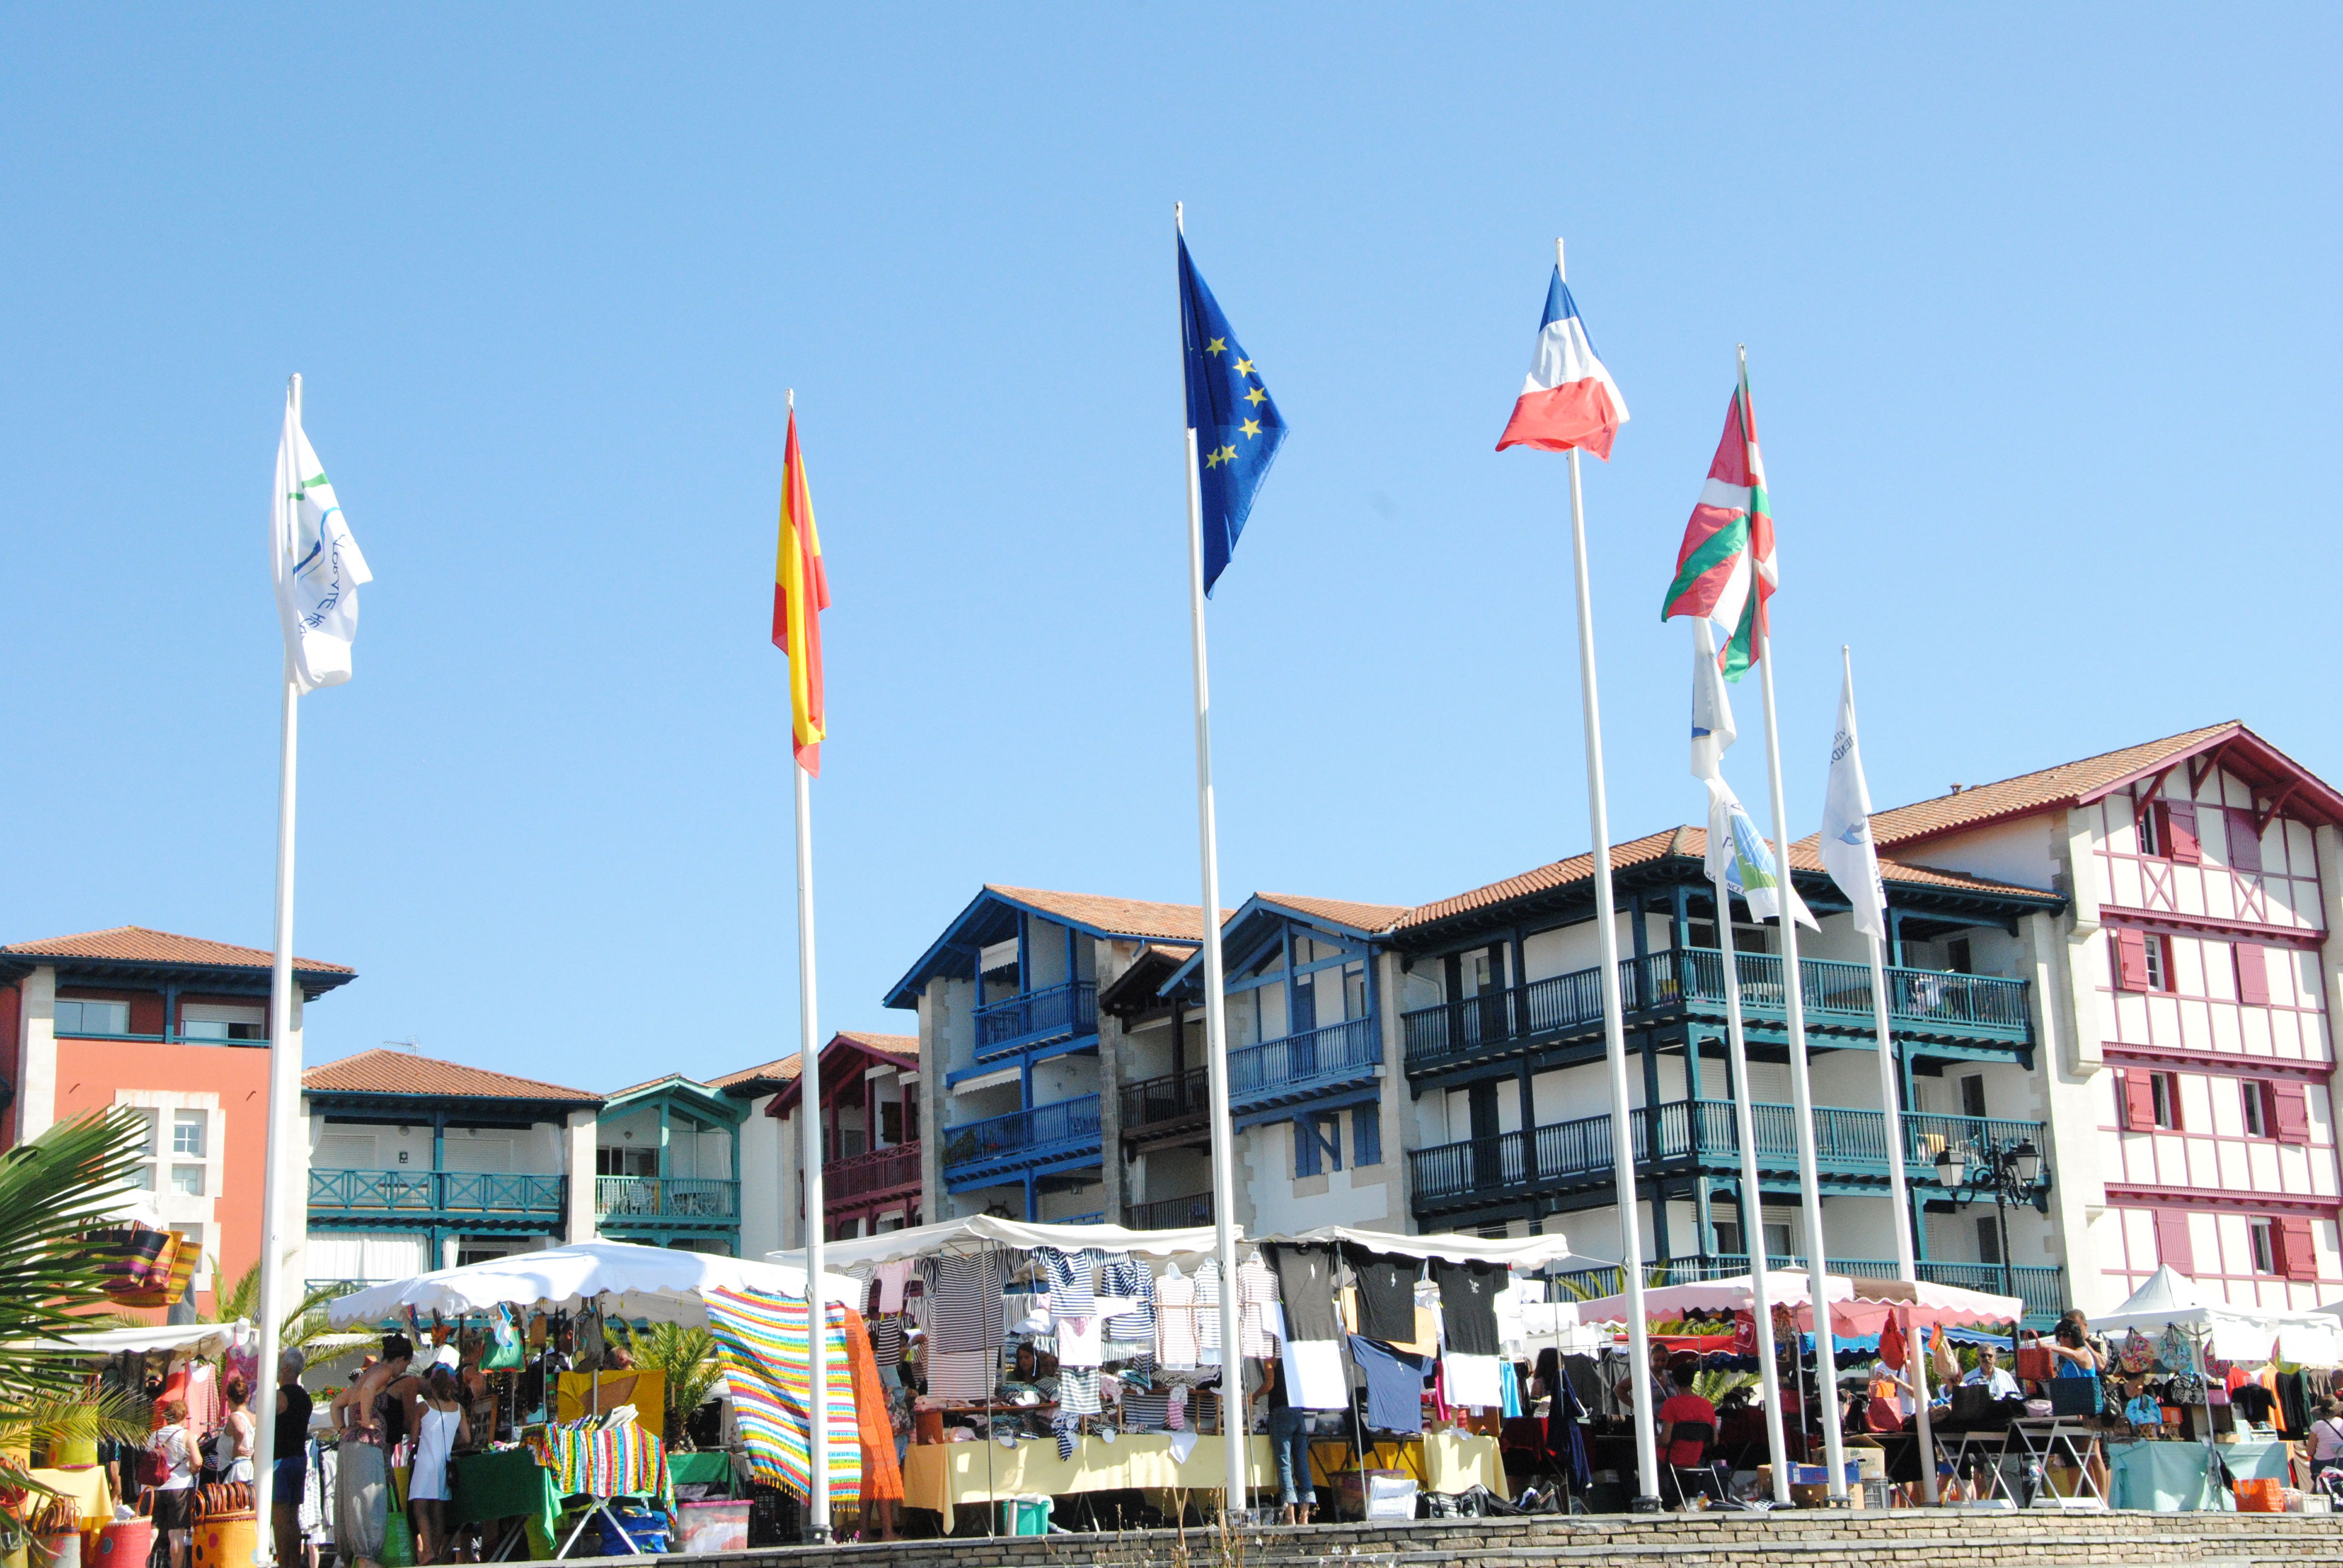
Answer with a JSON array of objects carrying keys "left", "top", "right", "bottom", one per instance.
[{"left": 703, "top": 1287, "right": 861, "bottom": 1507}]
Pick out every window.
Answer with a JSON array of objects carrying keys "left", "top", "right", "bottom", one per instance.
[
  {"left": 54, "top": 999, "right": 131, "bottom": 1036},
  {"left": 2143, "top": 933, "right": 2169, "bottom": 991},
  {"left": 171, "top": 1110, "right": 207, "bottom": 1158},
  {"left": 2243, "top": 1080, "right": 2272, "bottom": 1138},
  {"left": 2113, "top": 930, "right": 2172, "bottom": 993},
  {"left": 1293, "top": 1111, "right": 1343, "bottom": 1179},
  {"left": 1344, "top": 964, "right": 1367, "bottom": 1022},
  {"left": 1714, "top": 1215, "right": 1795, "bottom": 1261},
  {"left": 1947, "top": 938, "right": 1973, "bottom": 975},
  {"left": 1976, "top": 1216, "right": 2002, "bottom": 1265},
  {"left": 1467, "top": 953, "right": 1493, "bottom": 997},
  {"left": 2248, "top": 1218, "right": 2277, "bottom": 1275},
  {"left": 2138, "top": 800, "right": 2201, "bottom": 863},
  {"left": 2151, "top": 1071, "right": 2181, "bottom": 1130},
  {"left": 180, "top": 1004, "right": 265, "bottom": 1041},
  {"left": 1959, "top": 1075, "right": 1988, "bottom": 1119},
  {"left": 596, "top": 1146, "right": 657, "bottom": 1177},
  {"left": 1351, "top": 1106, "right": 1381, "bottom": 1168},
  {"left": 170, "top": 1165, "right": 205, "bottom": 1197},
  {"left": 878, "top": 1099, "right": 903, "bottom": 1146}
]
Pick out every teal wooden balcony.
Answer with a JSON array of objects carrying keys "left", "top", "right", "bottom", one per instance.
[
  {"left": 593, "top": 1176, "right": 739, "bottom": 1226},
  {"left": 940, "top": 1095, "right": 1102, "bottom": 1189},
  {"left": 1407, "top": 1102, "right": 2046, "bottom": 1215},
  {"left": 1401, "top": 947, "right": 2031, "bottom": 1078},
  {"left": 974, "top": 981, "right": 1098, "bottom": 1061},
  {"left": 307, "top": 1168, "right": 566, "bottom": 1229},
  {"left": 1228, "top": 1016, "right": 1381, "bottom": 1115}
]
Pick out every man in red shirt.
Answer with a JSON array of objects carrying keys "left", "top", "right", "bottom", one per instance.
[{"left": 1658, "top": 1359, "right": 1717, "bottom": 1471}]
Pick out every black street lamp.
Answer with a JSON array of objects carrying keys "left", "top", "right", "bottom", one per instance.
[{"left": 1934, "top": 1134, "right": 2049, "bottom": 1303}]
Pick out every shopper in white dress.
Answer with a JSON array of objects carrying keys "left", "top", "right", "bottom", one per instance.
[{"left": 404, "top": 1368, "right": 469, "bottom": 1566}]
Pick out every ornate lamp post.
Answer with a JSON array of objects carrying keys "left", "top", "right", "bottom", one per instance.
[{"left": 1934, "top": 1135, "right": 2047, "bottom": 1304}]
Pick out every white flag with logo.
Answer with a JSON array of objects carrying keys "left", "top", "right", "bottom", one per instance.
[
  {"left": 272, "top": 389, "right": 372, "bottom": 693},
  {"left": 1819, "top": 662, "right": 1887, "bottom": 938},
  {"left": 1690, "top": 619, "right": 1814, "bottom": 929}
]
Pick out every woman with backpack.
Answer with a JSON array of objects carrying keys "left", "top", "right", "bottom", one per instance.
[{"left": 147, "top": 1399, "right": 198, "bottom": 1568}]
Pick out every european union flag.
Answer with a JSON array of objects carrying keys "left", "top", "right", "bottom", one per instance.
[{"left": 1179, "top": 234, "right": 1286, "bottom": 594}]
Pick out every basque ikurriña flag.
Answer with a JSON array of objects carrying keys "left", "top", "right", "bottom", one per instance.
[
  {"left": 1179, "top": 234, "right": 1286, "bottom": 595},
  {"left": 1495, "top": 267, "right": 1629, "bottom": 458},
  {"left": 1662, "top": 377, "right": 1775, "bottom": 681},
  {"left": 771, "top": 410, "right": 830, "bottom": 775}
]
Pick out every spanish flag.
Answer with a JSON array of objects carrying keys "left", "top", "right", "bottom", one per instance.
[{"left": 772, "top": 409, "right": 830, "bottom": 774}]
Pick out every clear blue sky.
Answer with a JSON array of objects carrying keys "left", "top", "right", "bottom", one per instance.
[{"left": 4, "top": 8, "right": 2335, "bottom": 1089}]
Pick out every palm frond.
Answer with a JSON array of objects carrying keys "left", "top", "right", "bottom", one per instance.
[
  {"left": 615, "top": 1322, "right": 724, "bottom": 1447},
  {"left": 0, "top": 1109, "right": 149, "bottom": 1404},
  {"left": 0, "top": 1388, "right": 151, "bottom": 1451}
]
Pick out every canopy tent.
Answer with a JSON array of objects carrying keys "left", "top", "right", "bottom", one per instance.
[
  {"left": 1573, "top": 1269, "right": 2024, "bottom": 1333},
  {"left": 1273, "top": 1225, "right": 1594, "bottom": 1271},
  {"left": 2096, "top": 1264, "right": 2342, "bottom": 1365},
  {"left": 34, "top": 1319, "right": 257, "bottom": 1359},
  {"left": 769, "top": 1214, "right": 1234, "bottom": 1273},
  {"left": 326, "top": 1241, "right": 862, "bottom": 1328}
]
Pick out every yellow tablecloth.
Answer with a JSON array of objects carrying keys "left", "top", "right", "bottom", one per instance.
[
  {"left": 1307, "top": 1433, "right": 1504, "bottom": 1495},
  {"left": 904, "top": 1435, "right": 1276, "bottom": 1528},
  {"left": 27, "top": 1467, "right": 115, "bottom": 1526}
]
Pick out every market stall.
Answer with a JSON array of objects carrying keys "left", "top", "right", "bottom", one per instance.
[
  {"left": 772, "top": 1218, "right": 1576, "bottom": 1530},
  {"left": 2094, "top": 1265, "right": 2341, "bottom": 1511},
  {"left": 327, "top": 1241, "right": 862, "bottom": 1557}
]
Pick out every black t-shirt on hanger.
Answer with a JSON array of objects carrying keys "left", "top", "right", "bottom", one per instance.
[
  {"left": 1434, "top": 1259, "right": 1505, "bottom": 1356},
  {"left": 1343, "top": 1244, "right": 1417, "bottom": 1345}
]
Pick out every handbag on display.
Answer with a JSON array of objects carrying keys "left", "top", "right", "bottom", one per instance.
[{"left": 483, "top": 1307, "right": 523, "bottom": 1371}]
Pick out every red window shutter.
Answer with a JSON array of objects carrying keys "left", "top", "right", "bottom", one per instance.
[
  {"left": 2270, "top": 1082, "right": 2312, "bottom": 1146},
  {"left": 2227, "top": 809, "right": 2264, "bottom": 873},
  {"left": 2275, "top": 1216, "right": 2318, "bottom": 1282},
  {"left": 2120, "top": 1071, "right": 2157, "bottom": 1131},
  {"left": 2114, "top": 930, "right": 2150, "bottom": 991},
  {"left": 2233, "top": 942, "right": 2270, "bottom": 1006},
  {"left": 2164, "top": 802, "right": 2201, "bottom": 864},
  {"left": 2152, "top": 1207, "right": 2194, "bottom": 1275}
]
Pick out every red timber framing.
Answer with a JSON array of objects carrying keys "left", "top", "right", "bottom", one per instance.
[{"left": 770, "top": 1030, "right": 922, "bottom": 1241}]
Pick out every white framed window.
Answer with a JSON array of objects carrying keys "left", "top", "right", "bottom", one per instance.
[
  {"left": 171, "top": 1109, "right": 207, "bottom": 1158},
  {"left": 169, "top": 1165, "right": 205, "bottom": 1197},
  {"left": 2248, "top": 1218, "right": 2277, "bottom": 1275},
  {"left": 56, "top": 999, "right": 131, "bottom": 1036},
  {"left": 179, "top": 1004, "right": 265, "bottom": 1042}
]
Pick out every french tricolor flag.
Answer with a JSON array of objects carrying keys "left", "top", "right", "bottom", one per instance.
[{"left": 1495, "top": 266, "right": 1629, "bottom": 459}]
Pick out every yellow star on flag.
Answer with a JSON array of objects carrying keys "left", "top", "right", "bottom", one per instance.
[
  {"left": 1205, "top": 337, "right": 1227, "bottom": 354},
  {"left": 1244, "top": 385, "right": 1267, "bottom": 406},
  {"left": 1216, "top": 444, "right": 1237, "bottom": 465},
  {"left": 1203, "top": 446, "right": 1225, "bottom": 468},
  {"left": 1233, "top": 358, "right": 1254, "bottom": 376},
  {"left": 1239, "top": 417, "right": 1263, "bottom": 439}
]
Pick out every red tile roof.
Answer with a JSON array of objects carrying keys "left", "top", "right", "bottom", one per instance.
[
  {"left": 1863, "top": 724, "right": 2241, "bottom": 849},
  {"left": 986, "top": 886, "right": 1232, "bottom": 943},
  {"left": 4, "top": 926, "right": 352, "bottom": 974},
  {"left": 303, "top": 1048, "right": 597, "bottom": 1103},
  {"left": 832, "top": 1030, "right": 919, "bottom": 1070},
  {"left": 1256, "top": 894, "right": 1414, "bottom": 933},
  {"left": 1396, "top": 826, "right": 2054, "bottom": 933},
  {"left": 1861, "top": 721, "right": 2343, "bottom": 846},
  {"left": 706, "top": 1055, "right": 804, "bottom": 1091}
]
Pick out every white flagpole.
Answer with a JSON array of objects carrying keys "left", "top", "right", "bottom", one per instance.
[
  {"left": 1704, "top": 863, "right": 1794, "bottom": 1502},
  {"left": 1558, "top": 239, "right": 1659, "bottom": 1511},
  {"left": 1747, "top": 351, "right": 1850, "bottom": 1504},
  {"left": 788, "top": 392, "right": 833, "bottom": 1543},
  {"left": 1842, "top": 645, "right": 1937, "bottom": 1502},
  {"left": 1175, "top": 201, "right": 1250, "bottom": 1524},
  {"left": 248, "top": 373, "right": 304, "bottom": 1562}
]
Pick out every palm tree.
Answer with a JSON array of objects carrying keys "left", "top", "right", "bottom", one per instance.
[
  {"left": 0, "top": 1111, "right": 162, "bottom": 1555},
  {"left": 612, "top": 1322, "right": 724, "bottom": 1448},
  {"left": 200, "top": 1262, "right": 361, "bottom": 1364}
]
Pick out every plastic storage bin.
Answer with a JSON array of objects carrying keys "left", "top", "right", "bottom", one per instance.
[{"left": 674, "top": 1500, "right": 750, "bottom": 1554}]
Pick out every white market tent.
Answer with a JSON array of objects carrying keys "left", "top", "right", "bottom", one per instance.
[
  {"left": 1277, "top": 1225, "right": 1594, "bottom": 1270},
  {"left": 35, "top": 1319, "right": 257, "bottom": 1359},
  {"left": 769, "top": 1214, "right": 1234, "bottom": 1273},
  {"left": 1573, "top": 1269, "right": 2025, "bottom": 1333},
  {"left": 2096, "top": 1264, "right": 2343, "bottom": 1365},
  {"left": 326, "top": 1240, "right": 862, "bottom": 1329}
]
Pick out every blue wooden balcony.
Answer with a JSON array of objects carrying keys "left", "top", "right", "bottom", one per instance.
[
  {"left": 307, "top": 1168, "right": 566, "bottom": 1229},
  {"left": 1401, "top": 948, "right": 2031, "bottom": 1078},
  {"left": 593, "top": 1176, "right": 740, "bottom": 1229},
  {"left": 974, "top": 980, "right": 1098, "bottom": 1062},
  {"left": 940, "top": 1094, "right": 1102, "bottom": 1189},
  {"left": 1406, "top": 1102, "right": 2046, "bottom": 1215},
  {"left": 1228, "top": 1016, "right": 1381, "bottom": 1116}
]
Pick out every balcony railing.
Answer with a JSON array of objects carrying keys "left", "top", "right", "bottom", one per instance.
[
  {"left": 594, "top": 1176, "right": 740, "bottom": 1222},
  {"left": 309, "top": 1168, "right": 566, "bottom": 1217},
  {"left": 974, "top": 980, "right": 1098, "bottom": 1060},
  {"left": 825, "top": 1143, "right": 920, "bottom": 1203},
  {"left": 1550, "top": 1256, "right": 2065, "bottom": 1328},
  {"left": 1407, "top": 1102, "right": 2048, "bottom": 1209},
  {"left": 1228, "top": 1016, "right": 1381, "bottom": 1111},
  {"left": 1125, "top": 1191, "right": 1213, "bottom": 1231},
  {"left": 1403, "top": 948, "right": 2031, "bottom": 1073},
  {"left": 1121, "top": 1066, "right": 1211, "bottom": 1133},
  {"left": 940, "top": 1095, "right": 1102, "bottom": 1175}
]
